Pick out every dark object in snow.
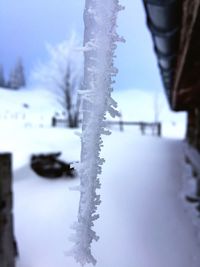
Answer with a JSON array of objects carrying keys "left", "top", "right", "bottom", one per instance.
[
  {"left": 13, "top": 238, "right": 19, "bottom": 257},
  {"left": 0, "top": 153, "right": 17, "bottom": 266},
  {"left": 30, "top": 152, "right": 75, "bottom": 178},
  {"left": 52, "top": 116, "right": 56, "bottom": 127},
  {"left": 22, "top": 103, "right": 29, "bottom": 109},
  {"left": 185, "top": 195, "right": 200, "bottom": 203},
  {"left": 196, "top": 204, "right": 200, "bottom": 213}
]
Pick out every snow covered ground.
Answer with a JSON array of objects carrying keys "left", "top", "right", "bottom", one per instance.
[
  {"left": 11, "top": 130, "right": 200, "bottom": 267},
  {"left": 1, "top": 87, "right": 199, "bottom": 267},
  {"left": 0, "top": 87, "right": 62, "bottom": 128},
  {"left": 109, "top": 89, "right": 187, "bottom": 139},
  {"left": 0, "top": 87, "right": 186, "bottom": 138}
]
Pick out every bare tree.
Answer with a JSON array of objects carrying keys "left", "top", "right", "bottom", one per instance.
[
  {"left": 32, "top": 35, "right": 83, "bottom": 128},
  {"left": 60, "top": 64, "right": 81, "bottom": 127}
]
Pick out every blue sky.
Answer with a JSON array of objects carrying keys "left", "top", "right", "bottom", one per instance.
[{"left": 0, "top": 0, "right": 163, "bottom": 92}]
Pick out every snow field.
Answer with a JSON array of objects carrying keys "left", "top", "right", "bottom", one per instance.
[
  {"left": 9, "top": 128, "right": 200, "bottom": 267},
  {"left": 0, "top": 87, "right": 195, "bottom": 266},
  {"left": 0, "top": 128, "right": 80, "bottom": 170}
]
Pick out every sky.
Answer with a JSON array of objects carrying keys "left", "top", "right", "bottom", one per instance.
[{"left": 0, "top": 0, "right": 163, "bottom": 92}]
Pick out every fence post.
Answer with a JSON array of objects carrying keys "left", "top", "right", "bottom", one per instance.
[
  {"left": 52, "top": 116, "right": 56, "bottom": 127},
  {"left": 0, "top": 153, "right": 16, "bottom": 267},
  {"left": 119, "top": 112, "right": 124, "bottom": 132},
  {"left": 157, "top": 122, "right": 161, "bottom": 137},
  {"left": 119, "top": 120, "right": 124, "bottom": 132}
]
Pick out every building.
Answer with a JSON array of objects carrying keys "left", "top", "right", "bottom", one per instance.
[{"left": 143, "top": 0, "right": 200, "bottom": 151}]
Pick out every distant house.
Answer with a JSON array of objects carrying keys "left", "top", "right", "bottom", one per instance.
[{"left": 143, "top": 0, "right": 200, "bottom": 151}]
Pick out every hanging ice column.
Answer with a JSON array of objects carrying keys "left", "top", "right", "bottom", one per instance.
[{"left": 71, "top": 0, "right": 124, "bottom": 265}]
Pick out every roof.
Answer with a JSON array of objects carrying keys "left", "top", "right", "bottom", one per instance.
[{"left": 143, "top": 0, "right": 200, "bottom": 111}]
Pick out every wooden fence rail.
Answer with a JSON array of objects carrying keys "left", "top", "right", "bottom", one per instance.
[
  {"left": 105, "top": 120, "right": 162, "bottom": 136},
  {"left": 52, "top": 117, "right": 162, "bottom": 136}
]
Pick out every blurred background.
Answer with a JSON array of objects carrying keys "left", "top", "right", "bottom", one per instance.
[
  {"left": 0, "top": 0, "right": 186, "bottom": 138},
  {"left": 2, "top": 1, "right": 200, "bottom": 267}
]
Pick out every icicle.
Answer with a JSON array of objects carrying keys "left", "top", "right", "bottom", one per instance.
[{"left": 70, "top": 0, "right": 124, "bottom": 265}]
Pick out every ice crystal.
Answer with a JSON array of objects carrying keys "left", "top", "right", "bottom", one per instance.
[{"left": 70, "top": 0, "right": 124, "bottom": 265}]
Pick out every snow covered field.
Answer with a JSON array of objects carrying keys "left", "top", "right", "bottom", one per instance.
[
  {"left": 11, "top": 130, "right": 200, "bottom": 267},
  {"left": 0, "top": 87, "right": 187, "bottom": 138},
  {"left": 1, "top": 87, "right": 199, "bottom": 267}
]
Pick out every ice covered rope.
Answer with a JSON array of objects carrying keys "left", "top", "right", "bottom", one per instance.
[{"left": 70, "top": 0, "right": 125, "bottom": 265}]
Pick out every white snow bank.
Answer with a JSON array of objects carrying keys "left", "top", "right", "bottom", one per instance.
[
  {"left": 12, "top": 130, "right": 200, "bottom": 267},
  {"left": 0, "top": 87, "right": 63, "bottom": 128},
  {"left": 0, "top": 128, "right": 81, "bottom": 170},
  {"left": 0, "top": 87, "right": 187, "bottom": 138}
]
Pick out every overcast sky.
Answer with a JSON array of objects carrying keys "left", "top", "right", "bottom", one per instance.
[{"left": 0, "top": 0, "right": 163, "bottom": 92}]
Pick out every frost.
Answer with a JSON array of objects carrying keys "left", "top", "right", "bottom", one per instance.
[{"left": 70, "top": 0, "right": 124, "bottom": 265}]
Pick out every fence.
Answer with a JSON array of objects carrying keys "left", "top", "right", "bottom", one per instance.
[
  {"left": 106, "top": 120, "right": 162, "bottom": 136},
  {"left": 52, "top": 117, "right": 162, "bottom": 136}
]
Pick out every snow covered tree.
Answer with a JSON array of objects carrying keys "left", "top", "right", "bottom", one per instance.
[
  {"left": 0, "top": 64, "right": 6, "bottom": 88},
  {"left": 32, "top": 35, "right": 83, "bottom": 128},
  {"left": 8, "top": 58, "right": 26, "bottom": 89},
  {"left": 60, "top": 64, "right": 81, "bottom": 128}
]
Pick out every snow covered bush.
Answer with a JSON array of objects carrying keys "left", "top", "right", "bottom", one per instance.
[
  {"left": 70, "top": 0, "right": 124, "bottom": 265},
  {"left": 32, "top": 35, "right": 83, "bottom": 128}
]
